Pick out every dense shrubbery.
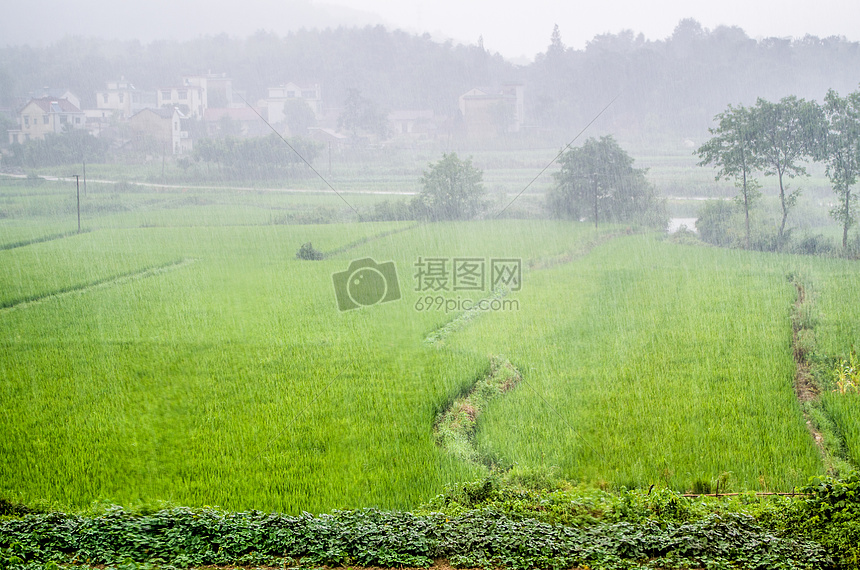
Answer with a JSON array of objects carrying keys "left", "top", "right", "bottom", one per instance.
[
  {"left": 192, "top": 134, "right": 322, "bottom": 180},
  {"left": 360, "top": 199, "right": 416, "bottom": 222},
  {"left": 6, "top": 129, "right": 108, "bottom": 168},
  {"left": 295, "top": 241, "right": 324, "bottom": 260},
  {"left": 695, "top": 199, "right": 850, "bottom": 256},
  {"left": 6, "top": 476, "right": 860, "bottom": 569}
]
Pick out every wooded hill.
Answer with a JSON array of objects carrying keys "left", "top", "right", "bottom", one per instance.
[{"left": 0, "top": 19, "right": 858, "bottom": 142}]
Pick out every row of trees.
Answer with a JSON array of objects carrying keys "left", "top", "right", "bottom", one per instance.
[
  {"left": 192, "top": 134, "right": 321, "bottom": 179},
  {"left": 5, "top": 128, "right": 108, "bottom": 168},
  {"left": 405, "top": 139, "right": 665, "bottom": 227},
  {"left": 697, "top": 87, "right": 860, "bottom": 249}
]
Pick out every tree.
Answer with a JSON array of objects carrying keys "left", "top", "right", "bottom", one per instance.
[
  {"left": 548, "top": 135, "right": 665, "bottom": 228},
  {"left": 192, "top": 134, "right": 321, "bottom": 179},
  {"left": 337, "top": 88, "right": 389, "bottom": 139},
  {"left": 413, "top": 153, "right": 486, "bottom": 221},
  {"left": 282, "top": 98, "right": 317, "bottom": 136},
  {"left": 748, "top": 96, "right": 824, "bottom": 248},
  {"left": 7, "top": 128, "right": 108, "bottom": 168},
  {"left": 548, "top": 24, "right": 564, "bottom": 57},
  {"left": 697, "top": 104, "right": 760, "bottom": 249},
  {"left": 820, "top": 88, "right": 860, "bottom": 249}
]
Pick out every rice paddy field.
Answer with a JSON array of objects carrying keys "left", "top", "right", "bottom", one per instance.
[{"left": 1, "top": 176, "right": 859, "bottom": 514}]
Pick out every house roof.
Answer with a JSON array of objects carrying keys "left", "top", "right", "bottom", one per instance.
[
  {"left": 278, "top": 82, "right": 319, "bottom": 90},
  {"left": 130, "top": 107, "right": 184, "bottom": 120},
  {"left": 308, "top": 127, "right": 348, "bottom": 141},
  {"left": 21, "top": 97, "right": 82, "bottom": 114},
  {"left": 459, "top": 86, "right": 518, "bottom": 101},
  {"left": 31, "top": 88, "right": 78, "bottom": 101}
]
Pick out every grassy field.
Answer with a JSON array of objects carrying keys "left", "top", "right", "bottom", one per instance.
[
  {"left": 450, "top": 238, "right": 824, "bottom": 491},
  {"left": 790, "top": 256, "right": 860, "bottom": 469},
  {"left": 1, "top": 174, "right": 858, "bottom": 514}
]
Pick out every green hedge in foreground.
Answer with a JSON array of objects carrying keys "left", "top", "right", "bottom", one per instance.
[{"left": 4, "top": 474, "right": 860, "bottom": 570}]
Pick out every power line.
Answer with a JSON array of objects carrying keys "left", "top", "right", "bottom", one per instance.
[
  {"left": 236, "top": 93, "right": 359, "bottom": 215},
  {"left": 495, "top": 92, "right": 623, "bottom": 218}
]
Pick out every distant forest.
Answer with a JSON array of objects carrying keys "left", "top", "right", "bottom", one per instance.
[{"left": 1, "top": 19, "right": 859, "bottom": 142}]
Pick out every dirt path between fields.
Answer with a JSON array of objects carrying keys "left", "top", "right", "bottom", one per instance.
[
  {"left": 0, "top": 172, "right": 418, "bottom": 195},
  {"left": 790, "top": 279, "right": 827, "bottom": 457},
  {"left": 430, "top": 230, "right": 629, "bottom": 468}
]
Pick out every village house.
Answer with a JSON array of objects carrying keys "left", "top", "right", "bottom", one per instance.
[
  {"left": 29, "top": 88, "right": 81, "bottom": 110},
  {"left": 157, "top": 84, "right": 205, "bottom": 119},
  {"left": 127, "top": 107, "right": 190, "bottom": 155},
  {"left": 7, "top": 97, "right": 86, "bottom": 144},
  {"left": 157, "top": 73, "right": 234, "bottom": 119},
  {"left": 263, "top": 83, "right": 323, "bottom": 123},
  {"left": 95, "top": 79, "right": 156, "bottom": 119},
  {"left": 387, "top": 109, "right": 437, "bottom": 138},
  {"left": 458, "top": 82, "right": 524, "bottom": 139}
]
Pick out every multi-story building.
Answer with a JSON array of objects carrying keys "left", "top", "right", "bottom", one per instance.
[
  {"left": 7, "top": 97, "right": 86, "bottom": 144},
  {"left": 264, "top": 82, "right": 323, "bottom": 124},
  {"left": 127, "top": 107, "right": 190, "bottom": 155},
  {"left": 95, "top": 79, "right": 156, "bottom": 119},
  {"left": 458, "top": 82, "right": 525, "bottom": 139},
  {"left": 157, "top": 73, "right": 234, "bottom": 119}
]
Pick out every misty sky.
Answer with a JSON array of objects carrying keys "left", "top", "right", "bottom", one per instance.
[{"left": 2, "top": 0, "right": 859, "bottom": 60}]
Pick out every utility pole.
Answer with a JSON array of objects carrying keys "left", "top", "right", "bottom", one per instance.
[
  {"left": 82, "top": 158, "right": 87, "bottom": 196},
  {"left": 74, "top": 174, "right": 81, "bottom": 233}
]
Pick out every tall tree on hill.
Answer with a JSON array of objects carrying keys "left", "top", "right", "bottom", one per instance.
[
  {"left": 748, "top": 96, "right": 824, "bottom": 248},
  {"left": 697, "top": 104, "right": 760, "bottom": 249},
  {"left": 549, "top": 24, "right": 564, "bottom": 57},
  {"left": 820, "top": 88, "right": 860, "bottom": 249}
]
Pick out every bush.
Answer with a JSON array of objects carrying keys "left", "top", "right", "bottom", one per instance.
[
  {"left": 296, "top": 242, "right": 324, "bottom": 260},
  {"left": 784, "top": 473, "right": 860, "bottom": 567},
  {"left": 0, "top": 490, "right": 834, "bottom": 570},
  {"left": 695, "top": 200, "right": 739, "bottom": 246},
  {"left": 792, "top": 233, "right": 837, "bottom": 256},
  {"left": 360, "top": 199, "right": 415, "bottom": 222}
]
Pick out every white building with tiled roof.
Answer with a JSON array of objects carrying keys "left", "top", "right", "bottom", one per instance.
[{"left": 8, "top": 97, "right": 86, "bottom": 144}]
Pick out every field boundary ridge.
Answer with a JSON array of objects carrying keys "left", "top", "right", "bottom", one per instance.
[
  {"left": 0, "top": 258, "right": 196, "bottom": 312},
  {"left": 0, "top": 230, "right": 91, "bottom": 251}
]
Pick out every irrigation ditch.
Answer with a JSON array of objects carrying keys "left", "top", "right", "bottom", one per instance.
[
  {"left": 426, "top": 248, "right": 859, "bottom": 490},
  {"left": 428, "top": 230, "right": 629, "bottom": 471},
  {"left": 789, "top": 272, "right": 855, "bottom": 476}
]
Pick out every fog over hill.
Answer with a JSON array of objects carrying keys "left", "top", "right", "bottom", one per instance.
[
  {"left": 0, "top": 15, "right": 858, "bottom": 147},
  {"left": 0, "top": 0, "right": 385, "bottom": 47}
]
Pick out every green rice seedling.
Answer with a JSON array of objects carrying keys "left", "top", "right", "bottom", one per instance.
[{"left": 449, "top": 235, "right": 823, "bottom": 491}]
